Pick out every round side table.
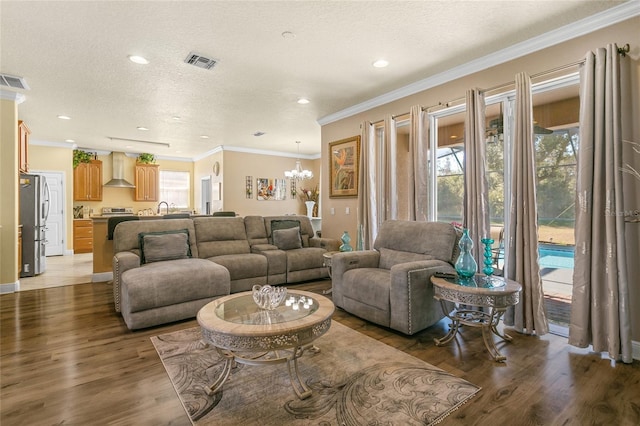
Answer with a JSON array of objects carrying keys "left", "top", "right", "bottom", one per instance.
[{"left": 430, "top": 275, "right": 521, "bottom": 362}]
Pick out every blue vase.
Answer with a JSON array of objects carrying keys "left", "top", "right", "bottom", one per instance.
[
  {"left": 455, "top": 229, "right": 477, "bottom": 279},
  {"left": 481, "top": 238, "right": 495, "bottom": 276},
  {"left": 340, "top": 231, "right": 353, "bottom": 252}
]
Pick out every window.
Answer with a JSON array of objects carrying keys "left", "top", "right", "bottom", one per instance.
[
  {"left": 159, "top": 170, "right": 190, "bottom": 209},
  {"left": 429, "top": 107, "right": 466, "bottom": 223}
]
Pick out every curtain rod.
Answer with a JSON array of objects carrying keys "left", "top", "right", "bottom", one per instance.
[{"left": 365, "top": 43, "right": 630, "bottom": 124}]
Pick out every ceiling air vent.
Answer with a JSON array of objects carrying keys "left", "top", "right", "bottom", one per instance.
[
  {"left": 0, "top": 73, "right": 29, "bottom": 90},
  {"left": 184, "top": 52, "right": 218, "bottom": 70}
]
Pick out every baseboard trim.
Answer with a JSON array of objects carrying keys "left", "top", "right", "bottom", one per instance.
[
  {"left": 633, "top": 340, "right": 640, "bottom": 361},
  {"left": 64, "top": 249, "right": 74, "bottom": 256},
  {"left": 0, "top": 281, "right": 19, "bottom": 293},
  {"left": 92, "top": 272, "right": 113, "bottom": 283}
]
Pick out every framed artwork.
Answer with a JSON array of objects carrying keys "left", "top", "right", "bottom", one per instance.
[
  {"left": 257, "top": 178, "right": 287, "bottom": 201},
  {"left": 329, "top": 135, "right": 360, "bottom": 198}
]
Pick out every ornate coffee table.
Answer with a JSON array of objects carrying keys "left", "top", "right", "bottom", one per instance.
[
  {"left": 197, "top": 290, "right": 334, "bottom": 399},
  {"left": 430, "top": 275, "right": 521, "bottom": 362}
]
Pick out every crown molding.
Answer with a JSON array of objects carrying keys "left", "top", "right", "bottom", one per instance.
[
  {"left": 29, "top": 139, "right": 75, "bottom": 149},
  {"left": 318, "top": 1, "right": 640, "bottom": 126},
  {"left": 192, "top": 145, "right": 320, "bottom": 162},
  {"left": 0, "top": 89, "right": 25, "bottom": 104}
]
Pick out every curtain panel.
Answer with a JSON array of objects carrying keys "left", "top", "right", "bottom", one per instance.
[
  {"left": 463, "top": 89, "right": 490, "bottom": 262},
  {"left": 410, "top": 105, "right": 428, "bottom": 222},
  {"left": 358, "top": 121, "right": 377, "bottom": 249},
  {"left": 569, "top": 44, "right": 632, "bottom": 363},
  {"left": 504, "top": 72, "right": 548, "bottom": 336},
  {"left": 383, "top": 115, "right": 397, "bottom": 220}
]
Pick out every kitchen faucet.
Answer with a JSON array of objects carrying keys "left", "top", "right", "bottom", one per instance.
[{"left": 157, "top": 201, "right": 169, "bottom": 215}]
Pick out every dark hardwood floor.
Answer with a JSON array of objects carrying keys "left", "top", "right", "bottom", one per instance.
[{"left": 1, "top": 280, "right": 638, "bottom": 425}]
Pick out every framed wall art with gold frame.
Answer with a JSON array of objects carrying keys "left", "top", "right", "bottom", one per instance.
[{"left": 329, "top": 135, "right": 360, "bottom": 198}]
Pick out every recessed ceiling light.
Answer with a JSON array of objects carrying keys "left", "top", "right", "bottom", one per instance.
[
  {"left": 281, "top": 31, "right": 296, "bottom": 39},
  {"left": 57, "top": 115, "right": 71, "bottom": 120},
  {"left": 297, "top": 98, "right": 310, "bottom": 104},
  {"left": 126, "top": 145, "right": 133, "bottom": 149},
  {"left": 175, "top": 150, "right": 182, "bottom": 153},
  {"left": 200, "top": 135, "right": 209, "bottom": 139},
  {"left": 137, "top": 126, "right": 149, "bottom": 131},
  {"left": 172, "top": 116, "right": 180, "bottom": 120},
  {"left": 128, "top": 55, "right": 149, "bottom": 65},
  {"left": 65, "top": 139, "right": 75, "bottom": 143},
  {"left": 372, "top": 59, "right": 389, "bottom": 68}
]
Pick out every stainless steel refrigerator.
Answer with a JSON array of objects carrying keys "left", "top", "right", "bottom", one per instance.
[{"left": 20, "top": 173, "right": 50, "bottom": 277}]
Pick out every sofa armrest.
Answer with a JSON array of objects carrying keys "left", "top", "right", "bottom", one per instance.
[
  {"left": 331, "top": 250, "right": 380, "bottom": 307},
  {"left": 389, "top": 260, "right": 455, "bottom": 334},
  {"left": 112, "top": 251, "right": 141, "bottom": 313},
  {"left": 251, "top": 243, "right": 279, "bottom": 253},
  {"left": 310, "top": 237, "right": 340, "bottom": 251}
]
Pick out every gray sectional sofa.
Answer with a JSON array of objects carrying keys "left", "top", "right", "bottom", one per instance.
[{"left": 112, "top": 215, "right": 339, "bottom": 330}]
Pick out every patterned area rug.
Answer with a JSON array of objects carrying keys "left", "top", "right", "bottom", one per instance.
[{"left": 151, "top": 321, "right": 480, "bottom": 425}]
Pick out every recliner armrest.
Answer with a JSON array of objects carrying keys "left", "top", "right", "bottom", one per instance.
[{"left": 112, "top": 251, "right": 141, "bottom": 313}]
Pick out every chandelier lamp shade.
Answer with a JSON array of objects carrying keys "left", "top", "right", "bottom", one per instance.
[{"left": 284, "top": 141, "right": 313, "bottom": 180}]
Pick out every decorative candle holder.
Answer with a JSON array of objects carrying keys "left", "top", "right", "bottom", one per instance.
[{"left": 481, "top": 238, "right": 494, "bottom": 276}]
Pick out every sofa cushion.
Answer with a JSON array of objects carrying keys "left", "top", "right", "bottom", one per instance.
[
  {"left": 378, "top": 247, "right": 434, "bottom": 270},
  {"left": 342, "top": 268, "right": 391, "bottom": 314},
  {"left": 286, "top": 247, "right": 326, "bottom": 271},
  {"left": 121, "top": 258, "right": 229, "bottom": 313},
  {"left": 273, "top": 226, "right": 302, "bottom": 250},
  {"left": 207, "top": 253, "right": 268, "bottom": 280},
  {"left": 373, "top": 220, "right": 457, "bottom": 264},
  {"left": 138, "top": 229, "right": 191, "bottom": 264}
]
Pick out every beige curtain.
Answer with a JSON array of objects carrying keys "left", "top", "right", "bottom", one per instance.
[
  {"left": 410, "top": 105, "right": 428, "bottom": 221},
  {"left": 384, "top": 115, "right": 397, "bottom": 220},
  {"left": 569, "top": 44, "right": 632, "bottom": 363},
  {"left": 463, "top": 89, "right": 490, "bottom": 262},
  {"left": 358, "top": 121, "right": 377, "bottom": 249},
  {"left": 504, "top": 72, "right": 548, "bottom": 336}
]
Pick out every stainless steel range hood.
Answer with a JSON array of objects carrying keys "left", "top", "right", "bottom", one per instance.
[{"left": 104, "top": 152, "right": 135, "bottom": 188}]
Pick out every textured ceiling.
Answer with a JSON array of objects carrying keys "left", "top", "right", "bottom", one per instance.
[{"left": 0, "top": 1, "right": 631, "bottom": 159}]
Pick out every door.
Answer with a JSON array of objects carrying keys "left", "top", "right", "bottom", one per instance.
[
  {"left": 35, "top": 170, "right": 65, "bottom": 256},
  {"left": 201, "top": 176, "right": 212, "bottom": 214}
]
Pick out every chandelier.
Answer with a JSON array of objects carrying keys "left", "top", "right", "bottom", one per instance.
[{"left": 284, "top": 141, "right": 313, "bottom": 180}]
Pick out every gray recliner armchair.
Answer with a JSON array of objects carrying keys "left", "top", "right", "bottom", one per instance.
[{"left": 331, "top": 220, "right": 460, "bottom": 335}]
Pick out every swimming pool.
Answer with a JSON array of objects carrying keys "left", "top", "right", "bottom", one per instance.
[
  {"left": 494, "top": 244, "right": 575, "bottom": 269},
  {"left": 539, "top": 244, "right": 574, "bottom": 269}
]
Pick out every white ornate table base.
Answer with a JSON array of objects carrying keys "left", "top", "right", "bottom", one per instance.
[{"left": 431, "top": 276, "right": 522, "bottom": 362}]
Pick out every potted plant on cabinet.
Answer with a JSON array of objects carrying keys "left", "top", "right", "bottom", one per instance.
[
  {"left": 73, "top": 149, "right": 93, "bottom": 168},
  {"left": 136, "top": 153, "right": 156, "bottom": 164}
]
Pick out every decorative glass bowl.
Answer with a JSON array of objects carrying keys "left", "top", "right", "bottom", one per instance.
[{"left": 252, "top": 285, "right": 287, "bottom": 310}]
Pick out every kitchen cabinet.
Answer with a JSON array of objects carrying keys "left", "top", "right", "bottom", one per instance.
[
  {"left": 134, "top": 163, "right": 159, "bottom": 201},
  {"left": 18, "top": 120, "right": 30, "bottom": 173},
  {"left": 73, "top": 219, "right": 93, "bottom": 253},
  {"left": 74, "top": 160, "right": 102, "bottom": 201}
]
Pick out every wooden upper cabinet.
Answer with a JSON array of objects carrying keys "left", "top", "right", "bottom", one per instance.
[
  {"left": 18, "top": 120, "right": 30, "bottom": 173},
  {"left": 74, "top": 160, "right": 103, "bottom": 201},
  {"left": 134, "top": 163, "right": 159, "bottom": 201}
]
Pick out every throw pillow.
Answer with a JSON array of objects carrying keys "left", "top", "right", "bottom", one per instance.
[
  {"left": 138, "top": 229, "right": 192, "bottom": 264},
  {"left": 270, "top": 219, "right": 301, "bottom": 244},
  {"left": 272, "top": 226, "right": 303, "bottom": 250}
]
